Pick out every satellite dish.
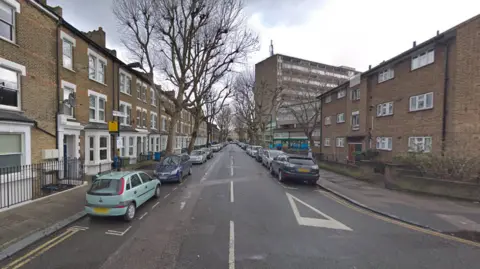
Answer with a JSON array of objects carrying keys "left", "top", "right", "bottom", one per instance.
[{"left": 68, "top": 93, "right": 76, "bottom": 107}]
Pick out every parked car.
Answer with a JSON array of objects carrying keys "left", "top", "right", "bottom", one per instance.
[
  {"left": 262, "top": 149, "right": 283, "bottom": 168},
  {"left": 211, "top": 144, "right": 221, "bottom": 152},
  {"left": 85, "top": 171, "right": 161, "bottom": 221},
  {"left": 189, "top": 150, "right": 207, "bottom": 164},
  {"left": 246, "top": 145, "right": 252, "bottom": 155},
  {"left": 250, "top": 146, "right": 262, "bottom": 157},
  {"left": 270, "top": 154, "right": 319, "bottom": 185},
  {"left": 153, "top": 154, "right": 192, "bottom": 183},
  {"left": 255, "top": 148, "right": 264, "bottom": 162},
  {"left": 201, "top": 147, "right": 213, "bottom": 159}
]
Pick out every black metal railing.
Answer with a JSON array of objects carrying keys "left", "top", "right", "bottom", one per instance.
[{"left": 0, "top": 158, "right": 85, "bottom": 209}]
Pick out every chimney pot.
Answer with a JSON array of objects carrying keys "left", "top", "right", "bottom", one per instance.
[
  {"left": 369, "top": 65, "right": 371, "bottom": 70},
  {"left": 436, "top": 30, "right": 440, "bottom": 35},
  {"left": 413, "top": 41, "right": 416, "bottom": 47}
]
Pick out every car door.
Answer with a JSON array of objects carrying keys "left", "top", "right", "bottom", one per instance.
[
  {"left": 129, "top": 174, "right": 144, "bottom": 206},
  {"left": 275, "top": 155, "right": 286, "bottom": 174},
  {"left": 180, "top": 155, "right": 190, "bottom": 177},
  {"left": 139, "top": 172, "right": 155, "bottom": 199}
]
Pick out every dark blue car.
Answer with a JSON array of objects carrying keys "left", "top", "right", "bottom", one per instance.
[{"left": 153, "top": 154, "right": 192, "bottom": 183}]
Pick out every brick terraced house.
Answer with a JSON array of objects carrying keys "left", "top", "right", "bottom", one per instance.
[{"left": 318, "top": 14, "right": 480, "bottom": 162}]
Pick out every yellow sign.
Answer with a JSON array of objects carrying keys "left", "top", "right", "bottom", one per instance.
[{"left": 108, "top": 121, "right": 118, "bottom": 132}]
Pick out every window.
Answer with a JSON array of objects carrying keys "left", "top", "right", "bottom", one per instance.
[
  {"left": 376, "top": 137, "right": 392, "bottom": 151},
  {"left": 62, "top": 40, "right": 73, "bottom": 70},
  {"left": 120, "top": 72, "right": 132, "bottom": 95},
  {"left": 99, "top": 136, "right": 108, "bottom": 160},
  {"left": 129, "top": 137, "right": 134, "bottom": 156},
  {"left": 141, "top": 85, "right": 147, "bottom": 102},
  {"left": 136, "top": 108, "right": 141, "bottom": 127},
  {"left": 351, "top": 89, "right": 360, "bottom": 100},
  {"left": 0, "top": 133, "right": 22, "bottom": 168},
  {"left": 162, "top": 117, "right": 166, "bottom": 131},
  {"left": 136, "top": 83, "right": 141, "bottom": 100},
  {"left": 119, "top": 136, "right": 125, "bottom": 156},
  {"left": 0, "top": 1, "right": 16, "bottom": 42},
  {"left": 0, "top": 65, "right": 20, "bottom": 109},
  {"left": 119, "top": 102, "right": 131, "bottom": 125},
  {"left": 376, "top": 102, "right": 393, "bottom": 117},
  {"left": 180, "top": 123, "right": 184, "bottom": 133},
  {"left": 336, "top": 137, "right": 345, "bottom": 147},
  {"left": 177, "top": 121, "right": 180, "bottom": 132},
  {"left": 150, "top": 89, "right": 156, "bottom": 106},
  {"left": 88, "top": 49, "right": 107, "bottom": 83},
  {"left": 325, "top": 95, "right": 331, "bottom": 103},
  {"left": 378, "top": 69, "right": 394, "bottom": 83},
  {"left": 150, "top": 112, "right": 157, "bottom": 129},
  {"left": 324, "top": 116, "right": 331, "bottom": 125},
  {"left": 130, "top": 174, "right": 142, "bottom": 187},
  {"left": 411, "top": 49, "right": 435, "bottom": 70},
  {"left": 156, "top": 137, "right": 160, "bottom": 151},
  {"left": 63, "top": 85, "right": 75, "bottom": 117},
  {"left": 324, "top": 138, "right": 330, "bottom": 147},
  {"left": 337, "top": 90, "right": 346, "bottom": 99},
  {"left": 142, "top": 110, "right": 147, "bottom": 128},
  {"left": 351, "top": 111, "right": 359, "bottom": 130},
  {"left": 336, "top": 113, "right": 345, "bottom": 123},
  {"left": 410, "top": 92, "right": 433, "bottom": 111},
  {"left": 88, "top": 136, "right": 94, "bottom": 161},
  {"left": 88, "top": 91, "right": 107, "bottom": 122},
  {"left": 408, "top": 136, "right": 432, "bottom": 152}
]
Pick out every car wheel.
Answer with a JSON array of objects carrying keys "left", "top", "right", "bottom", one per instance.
[
  {"left": 178, "top": 174, "right": 184, "bottom": 183},
  {"left": 188, "top": 167, "right": 192, "bottom": 176},
  {"left": 154, "top": 185, "right": 161, "bottom": 198},
  {"left": 278, "top": 171, "right": 284, "bottom": 182},
  {"left": 124, "top": 203, "right": 136, "bottom": 221}
]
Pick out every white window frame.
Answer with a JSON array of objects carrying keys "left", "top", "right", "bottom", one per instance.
[
  {"left": 161, "top": 116, "right": 166, "bottom": 131},
  {"left": 99, "top": 136, "right": 108, "bottom": 161},
  {"left": 119, "top": 101, "right": 132, "bottom": 126},
  {"left": 87, "top": 48, "right": 107, "bottom": 84},
  {"left": 0, "top": 57, "right": 26, "bottom": 111},
  {"left": 324, "top": 138, "right": 330, "bottom": 147},
  {"left": 336, "top": 137, "right": 345, "bottom": 147},
  {"left": 136, "top": 83, "right": 142, "bottom": 100},
  {"left": 409, "top": 92, "right": 433, "bottom": 112},
  {"left": 324, "top": 116, "right": 331, "bottom": 125},
  {"left": 408, "top": 136, "right": 432, "bottom": 153},
  {"left": 411, "top": 49, "right": 435, "bottom": 70},
  {"left": 87, "top": 136, "right": 95, "bottom": 162},
  {"left": 351, "top": 111, "right": 359, "bottom": 130},
  {"left": 325, "top": 95, "right": 331, "bottom": 103},
  {"left": 376, "top": 102, "right": 394, "bottom": 117},
  {"left": 136, "top": 107, "right": 142, "bottom": 128},
  {"left": 88, "top": 90, "right": 107, "bottom": 123},
  {"left": 376, "top": 137, "right": 392, "bottom": 151},
  {"left": 61, "top": 31, "right": 75, "bottom": 71},
  {"left": 0, "top": 0, "right": 20, "bottom": 44},
  {"left": 61, "top": 80, "right": 76, "bottom": 118},
  {"left": 351, "top": 88, "right": 360, "bottom": 101},
  {"left": 150, "top": 111, "right": 158, "bottom": 130},
  {"left": 128, "top": 136, "right": 134, "bottom": 156},
  {"left": 142, "top": 108, "right": 148, "bottom": 128},
  {"left": 141, "top": 85, "right": 147, "bottom": 102},
  {"left": 150, "top": 88, "right": 156, "bottom": 106},
  {"left": 118, "top": 136, "right": 125, "bottom": 157},
  {"left": 337, "top": 89, "right": 346, "bottom": 99},
  {"left": 119, "top": 69, "right": 132, "bottom": 95},
  {"left": 336, "top": 113, "right": 345, "bottom": 123},
  {"left": 378, "top": 68, "right": 394, "bottom": 83}
]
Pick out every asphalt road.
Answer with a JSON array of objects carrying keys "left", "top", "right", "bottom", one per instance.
[{"left": 1, "top": 144, "right": 479, "bottom": 269}]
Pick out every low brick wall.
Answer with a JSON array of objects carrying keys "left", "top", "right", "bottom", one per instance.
[
  {"left": 317, "top": 159, "right": 385, "bottom": 185},
  {"left": 385, "top": 165, "right": 480, "bottom": 201}
]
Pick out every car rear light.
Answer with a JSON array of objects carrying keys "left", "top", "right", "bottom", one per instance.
[{"left": 118, "top": 177, "right": 125, "bottom": 195}]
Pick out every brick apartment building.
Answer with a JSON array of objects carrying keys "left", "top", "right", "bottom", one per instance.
[
  {"left": 0, "top": 0, "right": 206, "bottom": 174},
  {"left": 254, "top": 54, "right": 359, "bottom": 147},
  {"left": 318, "top": 14, "right": 480, "bottom": 162}
]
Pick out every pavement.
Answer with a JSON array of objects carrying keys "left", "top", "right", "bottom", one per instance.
[{"left": 0, "top": 144, "right": 479, "bottom": 269}]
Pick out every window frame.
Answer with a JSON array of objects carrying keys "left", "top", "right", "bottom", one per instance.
[
  {"left": 350, "top": 88, "right": 360, "bottom": 101},
  {"left": 0, "top": 0, "right": 18, "bottom": 43},
  {"left": 409, "top": 92, "right": 433, "bottom": 112},
  {"left": 88, "top": 90, "right": 107, "bottom": 123},
  {"left": 324, "top": 116, "right": 331, "bottom": 125},
  {"left": 378, "top": 68, "right": 394, "bottom": 83},
  {"left": 0, "top": 62, "right": 23, "bottom": 111},
  {"left": 87, "top": 48, "right": 108, "bottom": 84},
  {"left": 351, "top": 111, "right": 360, "bottom": 130},
  {"left": 325, "top": 95, "right": 331, "bottom": 103},
  {"left": 150, "top": 88, "right": 156, "bottom": 106},
  {"left": 61, "top": 80, "right": 76, "bottom": 118},
  {"left": 408, "top": 136, "right": 432, "bottom": 153},
  {"left": 99, "top": 136, "right": 108, "bottom": 161},
  {"left": 411, "top": 49, "right": 435, "bottom": 70},
  {"left": 336, "top": 113, "right": 345, "bottom": 123},
  {"left": 136, "top": 107, "right": 142, "bottom": 128},
  {"left": 119, "top": 70, "right": 132, "bottom": 95},
  {"left": 337, "top": 89, "right": 346, "bottom": 99},
  {"left": 128, "top": 136, "right": 134, "bottom": 156},
  {"left": 376, "top": 137, "right": 392, "bottom": 151},
  {"left": 335, "top": 137, "right": 345, "bottom": 148},
  {"left": 376, "top": 102, "right": 394, "bottom": 117},
  {"left": 142, "top": 109, "right": 147, "bottom": 128},
  {"left": 62, "top": 39, "right": 74, "bottom": 70},
  {"left": 324, "top": 138, "right": 330, "bottom": 147},
  {"left": 150, "top": 111, "right": 158, "bottom": 130},
  {"left": 119, "top": 101, "right": 132, "bottom": 126}
]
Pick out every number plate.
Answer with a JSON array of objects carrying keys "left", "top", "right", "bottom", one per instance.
[
  {"left": 298, "top": 168, "right": 310, "bottom": 173},
  {"left": 93, "top": 207, "right": 109, "bottom": 214}
]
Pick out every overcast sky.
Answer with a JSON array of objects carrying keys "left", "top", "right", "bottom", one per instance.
[{"left": 49, "top": 0, "right": 480, "bottom": 73}]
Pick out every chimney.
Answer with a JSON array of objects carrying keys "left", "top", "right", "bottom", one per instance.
[
  {"left": 413, "top": 41, "right": 416, "bottom": 47},
  {"left": 369, "top": 65, "right": 371, "bottom": 70},
  {"left": 51, "top": 6, "right": 62, "bottom": 17},
  {"left": 85, "top": 27, "right": 106, "bottom": 48},
  {"left": 436, "top": 30, "right": 440, "bottom": 35},
  {"left": 108, "top": 49, "right": 117, "bottom": 57}
]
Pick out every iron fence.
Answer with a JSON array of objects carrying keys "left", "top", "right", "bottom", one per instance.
[{"left": 0, "top": 158, "right": 84, "bottom": 209}]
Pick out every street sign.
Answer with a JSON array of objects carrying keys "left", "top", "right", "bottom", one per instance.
[
  {"left": 108, "top": 121, "right": 119, "bottom": 132},
  {"left": 113, "top": 110, "right": 125, "bottom": 117},
  {"left": 116, "top": 136, "right": 123, "bottom": 148}
]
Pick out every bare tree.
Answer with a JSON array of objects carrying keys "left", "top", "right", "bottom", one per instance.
[
  {"left": 233, "top": 70, "right": 283, "bottom": 145},
  {"left": 216, "top": 105, "right": 232, "bottom": 141},
  {"left": 114, "top": 0, "right": 258, "bottom": 154}
]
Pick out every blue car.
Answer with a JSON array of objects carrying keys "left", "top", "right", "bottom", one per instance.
[{"left": 153, "top": 154, "right": 192, "bottom": 183}]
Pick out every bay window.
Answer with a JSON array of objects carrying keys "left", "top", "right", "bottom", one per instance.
[
  {"left": 0, "top": 133, "right": 22, "bottom": 168},
  {"left": 0, "top": 65, "right": 20, "bottom": 110},
  {"left": 0, "top": 0, "right": 17, "bottom": 42},
  {"left": 99, "top": 136, "right": 108, "bottom": 160},
  {"left": 88, "top": 90, "right": 107, "bottom": 122}
]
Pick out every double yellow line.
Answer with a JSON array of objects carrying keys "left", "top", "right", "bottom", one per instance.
[
  {"left": 320, "top": 191, "right": 480, "bottom": 248},
  {"left": 2, "top": 228, "right": 80, "bottom": 269}
]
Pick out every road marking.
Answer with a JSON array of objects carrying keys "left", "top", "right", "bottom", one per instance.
[
  {"left": 152, "top": 201, "right": 160, "bottom": 209},
  {"left": 68, "top": 226, "right": 89, "bottom": 231},
  {"left": 229, "top": 220, "right": 235, "bottom": 269},
  {"left": 230, "top": 156, "right": 234, "bottom": 177},
  {"left": 230, "top": 181, "right": 234, "bottom": 203},
  {"left": 173, "top": 187, "right": 177, "bottom": 191},
  {"left": 320, "top": 191, "right": 480, "bottom": 248},
  {"left": 164, "top": 193, "right": 170, "bottom": 199},
  {"left": 201, "top": 152, "right": 222, "bottom": 182},
  {"left": 105, "top": 226, "right": 132, "bottom": 236},
  {"left": 274, "top": 179, "right": 298, "bottom": 190},
  {"left": 286, "top": 193, "right": 352, "bottom": 231},
  {"left": 180, "top": 201, "right": 186, "bottom": 210},
  {"left": 139, "top": 212, "right": 148, "bottom": 220},
  {"left": 3, "top": 229, "right": 80, "bottom": 269}
]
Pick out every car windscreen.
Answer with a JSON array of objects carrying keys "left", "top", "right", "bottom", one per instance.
[
  {"left": 288, "top": 157, "right": 315, "bottom": 165},
  {"left": 269, "top": 151, "right": 282, "bottom": 158},
  {"left": 89, "top": 178, "right": 120, "bottom": 195},
  {"left": 191, "top": 151, "right": 203, "bottom": 156},
  {"left": 162, "top": 156, "right": 181, "bottom": 165}
]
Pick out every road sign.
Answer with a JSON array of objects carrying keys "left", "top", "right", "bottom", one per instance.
[
  {"left": 113, "top": 110, "right": 125, "bottom": 117},
  {"left": 108, "top": 121, "right": 118, "bottom": 132}
]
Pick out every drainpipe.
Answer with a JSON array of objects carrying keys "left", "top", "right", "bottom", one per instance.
[
  {"left": 441, "top": 41, "right": 450, "bottom": 155},
  {"left": 112, "top": 61, "right": 117, "bottom": 157},
  {"left": 55, "top": 19, "right": 61, "bottom": 153}
]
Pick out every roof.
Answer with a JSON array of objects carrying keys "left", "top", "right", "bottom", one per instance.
[
  {"left": 0, "top": 110, "right": 35, "bottom": 123},
  {"left": 97, "top": 171, "right": 136, "bottom": 179},
  {"left": 286, "top": 154, "right": 312, "bottom": 159},
  {"left": 316, "top": 81, "right": 350, "bottom": 100}
]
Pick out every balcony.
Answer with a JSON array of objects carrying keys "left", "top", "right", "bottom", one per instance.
[{"left": 352, "top": 124, "right": 359, "bottom": 131}]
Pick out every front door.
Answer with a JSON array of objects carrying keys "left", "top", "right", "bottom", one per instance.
[{"left": 348, "top": 144, "right": 363, "bottom": 161}]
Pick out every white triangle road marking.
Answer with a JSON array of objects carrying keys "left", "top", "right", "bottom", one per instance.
[{"left": 286, "top": 193, "right": 352, "bottom": 231}]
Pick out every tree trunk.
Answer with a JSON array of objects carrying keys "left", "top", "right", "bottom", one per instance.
[
  {"left": 165, "top": 111, "right": 180, "bottom": 155},
  {"left": 187, "top": 118, "right": 201, "bottom": 153}
]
